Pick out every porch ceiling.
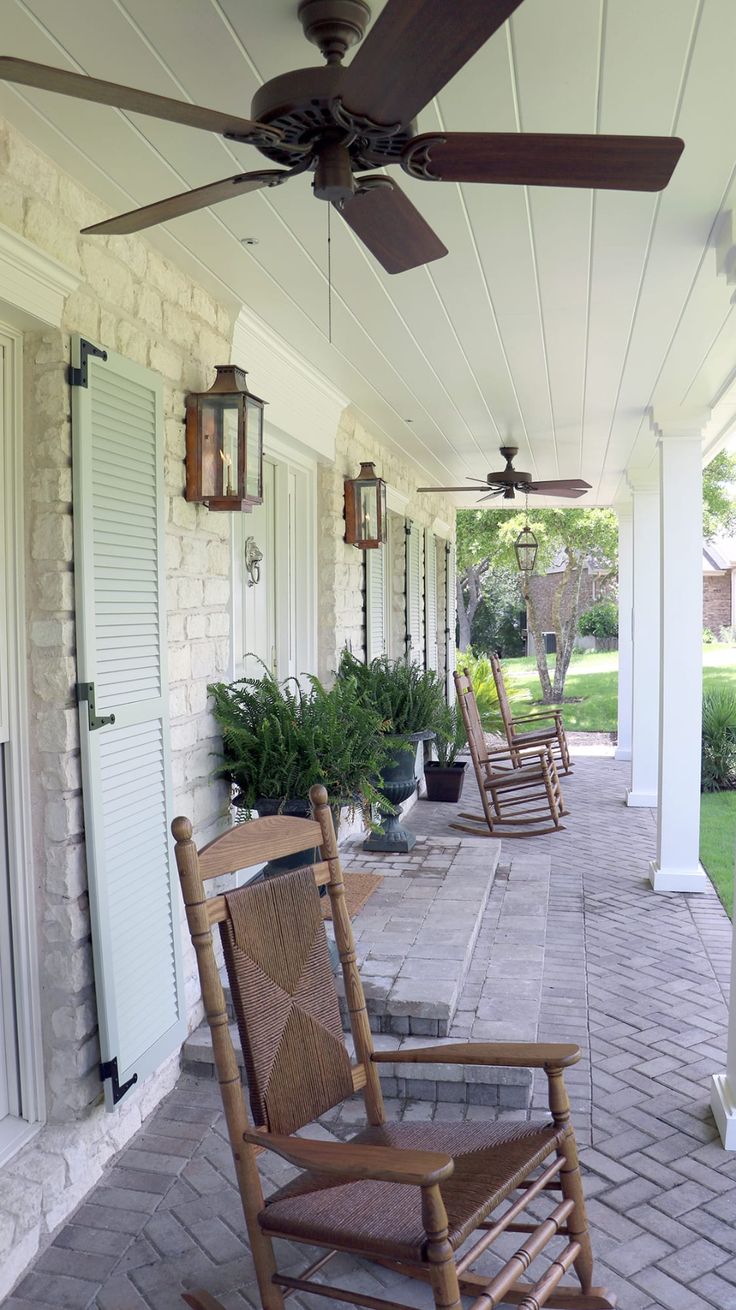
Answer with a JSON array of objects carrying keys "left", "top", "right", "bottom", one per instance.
[{"left": 2, "top": 0, "right": 736, "bottom": 502}]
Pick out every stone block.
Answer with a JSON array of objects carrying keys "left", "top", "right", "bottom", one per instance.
[{"left": 31, "top": 512, "right": 73, "bottom": 563}]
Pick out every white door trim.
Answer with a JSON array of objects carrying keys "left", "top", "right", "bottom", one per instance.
[{"left": 0, "top": 322, "right": 45, "bottom": 1145}]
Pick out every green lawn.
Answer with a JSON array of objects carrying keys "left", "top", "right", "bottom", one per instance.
[
  {"left": 501, "top": 643, "right": 736, "bottom": 735},
  {"left": 700, "top": 791, "right": 736, "bottom": 916},
  {"left": 498, "top": 644, "right": 736, "bottom": 912}
]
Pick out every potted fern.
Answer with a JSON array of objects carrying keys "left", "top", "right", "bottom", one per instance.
[
  {"left": 208, "top": 664, "right": 389, "bottom": 875},
  {"left": 424, "top": 704, "right": 467, "bottom": 802},
  {"left": 336, "top": 651, "right": 446, "bottom": 852}
]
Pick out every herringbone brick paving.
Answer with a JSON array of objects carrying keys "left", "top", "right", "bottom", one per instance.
[{"left": 7, "top": 751, "right": 736, "bottom": 1309}]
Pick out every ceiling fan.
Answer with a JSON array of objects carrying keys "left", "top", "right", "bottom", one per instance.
[
  {"left": 0, "top": 0, "right": 685, "bottom": 273},
  {"left": 417, "top": 446, "right": 591, "bottom": 501}
]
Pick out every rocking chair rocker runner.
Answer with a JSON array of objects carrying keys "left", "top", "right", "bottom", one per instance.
[
  {"left": 174, "top": 784, "right": 612, "bottom": 1310},
  {"left": 452, "top": 670, "right": 568, "bottom": 839},
  {"left": 490, "top": 652, "right": 573, "bottom": 775}
]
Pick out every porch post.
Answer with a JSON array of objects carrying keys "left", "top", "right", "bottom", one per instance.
[
  {"left": 626, "top": 471, "right": 660, "bottom": 807},
  {"left": 614, "top": 500, "right": 633, "bottom": 762},
  {"left": 649, "top": 418, "right": 708, "bottom": 893}
]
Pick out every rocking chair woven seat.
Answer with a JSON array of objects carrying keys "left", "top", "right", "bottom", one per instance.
[
  {"left": 261, "top": 1118, "right": 566, "bottom": 1262},
  {"left": 174, "top": 784, "right": 613, "bottom": 1310}
]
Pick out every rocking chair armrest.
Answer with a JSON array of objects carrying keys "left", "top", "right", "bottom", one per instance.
[
  {"left": 242, "top": 1129, "right": 454, "bottom": 1186},
  {"left": 372, "top": 1041, "right": 581, "bottom": 1072}
]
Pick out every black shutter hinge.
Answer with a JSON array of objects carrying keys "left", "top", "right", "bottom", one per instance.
[
  {"left": 100, "top": 1057, "right": 138, "bottom": 1106},
  {"left": 69, "top": 338, "right": 108, "bottom": 388},
  {"left": 76, "top": 682, "right": 116, "bottom": 731}
]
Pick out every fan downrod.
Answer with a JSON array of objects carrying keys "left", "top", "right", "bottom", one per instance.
[{"left": 297, "top": 0, "right": 372, "bottom": 65}]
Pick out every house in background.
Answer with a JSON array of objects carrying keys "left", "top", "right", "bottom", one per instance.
[
  {"left": 523, "top": 552, "right": 616, "bottom": 655},
  {"left": 703, "top": 536, "right": 736, "bottom": 635}
]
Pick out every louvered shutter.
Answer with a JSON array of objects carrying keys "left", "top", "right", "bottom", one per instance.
[
  {"left": 365, "top": 545, "right": 387, "bottom": 661},
  {"left": 405, "top": 519, "right": 424, "bottom": 665},
  {"left": 72, "top": 337, "right": 185, "bottom": 1111},
  {"left": 445, "top": 541, "right": 457, "bottom": 703},
  {"left": 424, "top": 531, "right": 438, "bottom": 672}
]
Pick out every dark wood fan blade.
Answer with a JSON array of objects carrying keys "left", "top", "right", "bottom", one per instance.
[
  {"left": 0, "top": 57, "right": 282, "bottom": 145},
  {"left": 526, "top": 479, "right": 591, "bottom": 498},
  {"left": 340, "top": 0, "right": 523, "bottom": 128},
  {"left": 82, "top": 170, "right": 287, "bottom": 235},
  {"left": 337, "top": 178, "right": 447, "bottom": 274},
  {"left": 403, "top": 132, "right": 684, "bottom": 192}
]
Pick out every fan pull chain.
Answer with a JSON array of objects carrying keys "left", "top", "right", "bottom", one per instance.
[{"left": 327, "top": 203, "right": 333, "bottom": 344}]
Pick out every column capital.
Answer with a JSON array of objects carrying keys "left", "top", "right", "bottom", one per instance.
[
  {"left": 626, "top": 465, "right": 659, "bottom": 493},
  {"left": 649, "top": 404, "right": 710, "bottom": 442},
  {"left": 613, "top": 496, "right": 633, "bottom": 522}
]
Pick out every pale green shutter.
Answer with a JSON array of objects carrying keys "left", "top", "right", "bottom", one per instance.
[
  {"left": 72, "top": 336, "right": 185, "bottom": 1111},
  {"left": 365, "top": 545, "right": 387, "bottom": 662},
  {"left": 445, "top": 541, "right": 457, "bottom": 703},
  {"left": 424, "top": 531, "right": 438, "bottom": 672},
  {"left": 405, "top": 520, "right": 424, "bottom": 665}
]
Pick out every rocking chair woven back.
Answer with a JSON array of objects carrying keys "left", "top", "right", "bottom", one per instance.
[{"left": 221, "top": 867, "right": 354, "bottom": 1135}]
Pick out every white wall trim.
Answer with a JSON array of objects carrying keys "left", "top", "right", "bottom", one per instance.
[
  {"left": 432, "top": 517, "right": 453, "bottom": 539},
  {"left": 232, "top": 307, "right": 347, "bottom": 464},
  {"left": 0, "top": 224, "right": 79, "bottom": 329},
  {"left": 386, "top": 485, "right": 410, "bottom": 515},
  {"left": 0, "top": 322, "right": 45, "bottom": 1132}
]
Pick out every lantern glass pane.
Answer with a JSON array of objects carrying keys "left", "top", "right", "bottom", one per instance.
[
  {"left": 379, "top": 481, "right": 387, "bottom": 541},
  {"left": 356, "top": 483, "right": 378, "bottom": 541},
  {"left": 245, "top": 396, "right": 263, "bottom": 501}
]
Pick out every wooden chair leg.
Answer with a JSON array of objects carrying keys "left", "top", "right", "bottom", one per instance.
[
  {"left": 547, "top": 1070, "right": 603, "bottom": 1302},
  {"left": 183, "top": 1293, "right": 227, "bottom": 1310},
  {"left": 422, "top": 1186, "right": 463, "bottom": 1310}
]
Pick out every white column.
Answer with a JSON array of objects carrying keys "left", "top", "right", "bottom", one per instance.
[
  {"left": 712, "top": 908, "right": 736, "bottom": 1147},
  {"left": 649, "top": 429, "right": 707, "bottom": 892},
  {"left": 626, "top": 473, "right": 660, "bottom": 807},
  {"left": 615, "top": 501, "right": 633, "bottom": 763}
]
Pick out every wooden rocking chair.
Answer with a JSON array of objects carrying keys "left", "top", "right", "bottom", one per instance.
[
  {"left": 490, "top": 652, "right": 573, "bottom": 775},
  {"left": 174, "top": 784, "right": 612, "bottom": 1310},
  {"left": 451, "top": 670, "right": 568, "bottom": 838}
]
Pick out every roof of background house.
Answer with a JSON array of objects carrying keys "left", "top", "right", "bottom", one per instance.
[{"left": 703, "top": 536, "right": 736, "bottom": 573}]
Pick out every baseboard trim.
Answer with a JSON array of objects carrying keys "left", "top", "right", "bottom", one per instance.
[
  {"left": 614, "top": 747, "right": 632, "bottom": 761},
  {"left": 711, "top": 1073, "right": 736, "bottom": 1150},
  {"left": 649, "top": 860, "right": 709, "bottom": 894},
  {"left": 626, "top": 788, "right": 657, "bottom": 808}
]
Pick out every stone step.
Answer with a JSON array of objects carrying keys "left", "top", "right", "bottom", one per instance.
[{"left": 181, "top": 1022, "right": 528, "bottom": 1108}]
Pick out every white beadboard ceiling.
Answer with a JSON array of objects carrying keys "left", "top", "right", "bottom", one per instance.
[{"left": 2, "top": 0, "right": 736, "bottom": 504}]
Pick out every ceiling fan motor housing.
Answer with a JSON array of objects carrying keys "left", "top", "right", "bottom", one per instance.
[{"left": 297, "top": 0, "right": 372, "bottom": 63}]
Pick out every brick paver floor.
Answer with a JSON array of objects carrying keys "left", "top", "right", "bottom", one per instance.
[{"left": 8, "top": 751, "right": 736, "bottom": 1309}]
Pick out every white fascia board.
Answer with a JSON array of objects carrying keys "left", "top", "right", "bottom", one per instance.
[{"left": 0, "top": 223, "right": 79, "bottom": 328}]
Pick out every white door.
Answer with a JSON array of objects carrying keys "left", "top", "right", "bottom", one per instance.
[
  {"left": 239, "top": 460, "right": 277, "bottom": 679},
  {"left": 233, "top": 448, "right": 316, "bottom": 682},
  {"left": 0, "top": 339, "right": 19, "bottom": 1128}
]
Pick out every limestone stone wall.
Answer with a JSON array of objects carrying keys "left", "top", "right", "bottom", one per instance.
[
  {"left": 0, "top": 116, "right": 235, "bottom": 1293},
  {"left": 317, "top": 408, "right": 455, "bottom": 679}
]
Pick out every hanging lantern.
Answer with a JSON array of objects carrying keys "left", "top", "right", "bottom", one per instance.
[
  {"left": 343, "top": 461, "right": 387, "bottom": 549},
  {"left": 185, "top": 365, "right": 265, "bottom": 511},
  {"left": 514, "top": 522, "right": 538, "bottom": 574}
]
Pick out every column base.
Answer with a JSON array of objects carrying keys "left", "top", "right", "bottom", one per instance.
[
  {"left": 711, "top": 1073, "right": 736, "bottom": 1150},
  {"left": 648, "top": 860, "right": 708, "bottom": 893},
  {"left": 614, "top": 746, "right": 631, "bottom": 761},
  {"left": 626, "top": 788, "right": 657, "bottom": 807}
]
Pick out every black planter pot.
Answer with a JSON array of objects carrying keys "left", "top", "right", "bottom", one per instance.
[
  {"left": 363, "top": 730, "right": 434, "bottom": 854},
  {"left": 252, "top": 796, "right": 319, "bottom": 878},
  {"left": 424, "top": 761, "right": 467, "bottom": 803}
]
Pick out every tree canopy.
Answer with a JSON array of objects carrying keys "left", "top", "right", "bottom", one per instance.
[{"left": 703, "top": 450, "right": 736, "bottom": 541}]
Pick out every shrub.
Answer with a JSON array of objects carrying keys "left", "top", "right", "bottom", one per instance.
[
  {"left": 701, "top": 687, "right": 736, "bottom": 792},
  {"left": 432, "top": 703, "right": 467, "bottom": 766},
  {"left": 455, "top": 649, "right": 504, "bottom": 733},
  {"left": 703, "top": 627, "right": 716, "bottom": 645},
  {"left": 336, "top": 650, "right": 447, "bottom": 737},
  {"left": 578, "top": 601, "right": 618, "bottom": 640},
  {"left": 208, "top": 663, "right": 389, "bottom": 813}
]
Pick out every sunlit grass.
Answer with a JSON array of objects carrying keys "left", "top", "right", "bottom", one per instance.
[{"left": 700, "top": 791, "right": 736, "bottom": 916}]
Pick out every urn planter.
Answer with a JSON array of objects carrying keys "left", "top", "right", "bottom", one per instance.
[{"left": 363, "top": 731, "right": 434, "bottom": 853}]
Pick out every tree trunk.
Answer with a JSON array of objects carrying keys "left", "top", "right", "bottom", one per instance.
[
  {"left": 551, "top": 556, "right": 585, "bottom": 700},
  {"left": 522, "top": 576, "right": 554, "bottom": 701},
  {"left": 457, "top": 561, "right": 489, "bottom": 652}
]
